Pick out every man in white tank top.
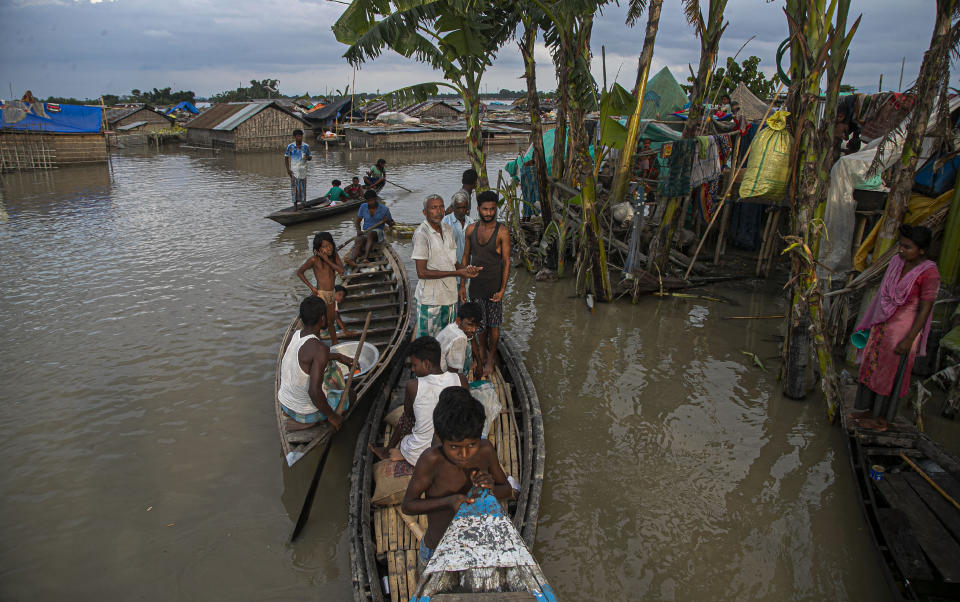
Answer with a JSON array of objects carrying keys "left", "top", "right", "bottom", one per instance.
[
  {"left": 369, "top": 336, "right": 466, "bottom": 466},
  {"left": 278, "top": 296, "right": 355, "bottom": 431}
]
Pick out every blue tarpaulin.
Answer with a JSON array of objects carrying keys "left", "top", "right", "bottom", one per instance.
[
  {"left": 165, "top": 101, "right": 199, "bottom": 115},
  {"left": 1, "top": 102, "right": 103, "bottom": 133}
]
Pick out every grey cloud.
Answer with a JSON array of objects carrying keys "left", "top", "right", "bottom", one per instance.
[{"left": 0, "top": 0, "right": 954, "bottom": 99}]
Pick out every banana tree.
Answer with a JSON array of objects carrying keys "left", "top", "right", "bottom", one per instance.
[
  {"left": 333, "top": 0, "right": 515, "bottom": 190},
  {"left": 780, "top": 0, "right": 860, "bottom": 421},
  {"left": 647, "top": 0, "right": 728, "bottom": 272},
  {"left": 535, "top": 0, "right": 614, "bottom": 300},
  {"left": 609, "top": 0, "right": 663, "bottom": 207},
  {"left": 873, "top": 0, "right": 959, "bottom": 257},
  {"left": 517, "top": 11, "right": 553, "bottom": 226}
]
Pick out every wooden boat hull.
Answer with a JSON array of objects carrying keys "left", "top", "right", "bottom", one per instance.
[
  {"left": 841, "top": 388, "right": 960, "bottom": 601},
  {"left": 348, "top": 333, "right": 546, "bottom": 602},
  {"left": 274, "top": 243, "right": 411, "bottom": 466},
  {"left": 267, "top": 195, "right": 364, "bottom": 226}
]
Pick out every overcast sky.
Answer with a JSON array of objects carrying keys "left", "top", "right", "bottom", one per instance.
[{"left": 0, "top": 0, "right": 954, "bottom": 100}]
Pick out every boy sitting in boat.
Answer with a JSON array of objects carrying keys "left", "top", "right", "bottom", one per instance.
[
  {"left": 326, "top": 180, "right": 346, "bottom": 206},
  {"left": 435, "top": 301, "right": 482, "bottom": 376},
  {"left": 278, "top": 296, "right": 355, "bottom": 432},
  {"left": 369, "top": 336, "right": 465, "bottom": 464},
  {"left": 401, "top": 386, "right": 513, "bottom": 576},
  {"left": 344, "top": 177, "right": 363, "bottom": 199},
  {"left": 348, "top": 190, "right": 394, "bottom": 266},
  {"left": 296, "top": 232, "right": 346, "bottom": 345}
]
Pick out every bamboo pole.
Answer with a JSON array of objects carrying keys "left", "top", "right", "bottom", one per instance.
[{"left": 899, "top": 452, "right": 960, "bottom": 512}]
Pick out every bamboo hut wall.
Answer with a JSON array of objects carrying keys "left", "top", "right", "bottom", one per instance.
[
  {"left": 0, "top": 132, "right": 106, "bottom": 173},
  {"left": 234, "top": 107, "right": 306, "bottom": 152}
]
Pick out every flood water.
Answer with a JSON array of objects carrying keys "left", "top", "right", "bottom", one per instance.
[{"left": 0, "top": 145, "right": 892, "bottom": 601}]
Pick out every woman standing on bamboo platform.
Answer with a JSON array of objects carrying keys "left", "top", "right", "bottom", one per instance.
[{"left": 852, "top": 225, "right": 940, "bottom": 429}]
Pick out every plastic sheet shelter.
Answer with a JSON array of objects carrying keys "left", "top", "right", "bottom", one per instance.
[
  {"left": 639, "top": 67, "right": 689, "bottom": 120},
  {"left": 819, "top": 95, "right": 960, "bottom": 276},
  {"left": 1, "top": 102, "right": 102, "bottom": 133},
  {"left": 729, "top": 82, "right": 769, "bottom": 121},
  {"left": 165, "top": 101, "right": 198, "bottom": 115}
]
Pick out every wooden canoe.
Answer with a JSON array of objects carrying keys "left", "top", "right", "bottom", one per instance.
[
  {"left": 274, "top": 243, "right": 411, "bottom": 467},
  {"left": 348, "top": 333, "right": 547, "bottom": 602},
  {"left": 841, "top": 387, "right": 960, "bottom": 601},
  {"left": 266, "top": 195, "right": 365, "bottom": 226}
]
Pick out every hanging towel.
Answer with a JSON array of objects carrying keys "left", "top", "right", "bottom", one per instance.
[{"left": 658, "top": 139, "right": 697, "bottom": 197}]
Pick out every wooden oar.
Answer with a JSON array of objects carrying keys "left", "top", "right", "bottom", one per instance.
[
  {"left": 385, "top": 178, "right": 413, "bottom": 193},
  {"left": 290, "top": 312, "right": 372, "bottom": 542}
]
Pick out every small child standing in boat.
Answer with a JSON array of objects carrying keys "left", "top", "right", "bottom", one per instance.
[
  {"left": 401, "top": 387, "right": 513, "bottom": 576},
  {"left": 320, "top": 285, "right": 359, "bottom": 340},
  {"left": 297, "top": 232, "right": 345, "bottom": 345},
  {"left": 278, "top": 296, "right": 355, "bottom": 432}
]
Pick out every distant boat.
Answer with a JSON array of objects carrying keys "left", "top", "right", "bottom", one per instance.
[{"left": 266, "top": 195, "right": 364, "bottom": 226}]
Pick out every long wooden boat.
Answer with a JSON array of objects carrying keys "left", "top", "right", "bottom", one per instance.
[
  {"left": 266, "top": 195, "right": 365, "bottom": 226},
  {"left": 841, "top": 387, "right": 960, "bottom": 601},
  {"left": 274, "top": 243, "right": 411, "bottom": 466},
  {"left": 348, "top": 333, "right": 547, "bottom": 602}
]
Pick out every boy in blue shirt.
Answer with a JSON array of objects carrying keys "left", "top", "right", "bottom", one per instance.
[
  {"left": 349, "top": 189, "right": 394, "bottom": 265},
  {"left": 326, "top": 179, "right": 346, "bottom": 205},
  {"left": 284, "top": 129, "right": 312, "bottom": 211}
]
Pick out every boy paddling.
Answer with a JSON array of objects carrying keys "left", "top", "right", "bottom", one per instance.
[
  {"left": 278, "top": 296, "right": 355, "bottom": 432},
  {"left": 401, "top": 387, "right": 513, "bottom": 575}
]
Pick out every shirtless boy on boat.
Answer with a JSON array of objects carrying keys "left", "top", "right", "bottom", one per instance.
[
  {"left": 401, "top": 387, "right": 514, "bottom": 575},
  {"left": 278, "top": 296, "right": 355, "bottom": 432},
  {"left": 297, "top": 231, "right": 345, "bottom": 345}
]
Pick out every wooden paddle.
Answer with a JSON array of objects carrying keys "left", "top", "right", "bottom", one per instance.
[
  {"left": 385, "top": 178, "right": 413, "bottom": 193},
  {"left": 290, "top": 312, "right": 372, "bottom": 542},
  {"left": 337, "top": 218, "right": 391, "bottom": 251}
]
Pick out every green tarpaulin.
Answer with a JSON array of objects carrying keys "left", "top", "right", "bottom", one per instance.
[
  {"left": 504, "top": 120, "right": 681, "bottom": 180},
  {"left": 640, "top": 67, "right": 689, "bottom": 120}
]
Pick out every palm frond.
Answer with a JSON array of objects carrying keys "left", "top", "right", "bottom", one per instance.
[
  {"left": 682, "top": 0, "right": 704, "bottom": 34},
  {"left": 625, "top": 0, "right": 648, "bottom": 26},
  {"left": 366, "top": 82, "right": 459, "bottom": 109}
]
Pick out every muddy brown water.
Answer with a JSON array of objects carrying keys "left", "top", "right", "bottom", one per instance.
[{"left": 0, "top": 146, "right": 891, "bottom": 600}]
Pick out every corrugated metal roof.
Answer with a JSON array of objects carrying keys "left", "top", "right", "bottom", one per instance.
[
  {"left": 116, "top": 121, "right": 149, "bottom": 131},
  {"left": 184, "top": 103, "right": 248, "bottom": 130},
  {"left": 213, "top": 102, "right": 271, "bottom": 131},
  {"left": 343, "top": 121, "right": 527, "bottom": 135}
]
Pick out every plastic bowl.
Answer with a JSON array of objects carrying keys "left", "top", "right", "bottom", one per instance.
[{"left": 329, "top": 341, "right": 380, "bottom": 379}]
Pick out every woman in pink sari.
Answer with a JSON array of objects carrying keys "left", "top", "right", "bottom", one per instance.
[{"left": 852, "top": 225, "right": 940, "bottom": 430}]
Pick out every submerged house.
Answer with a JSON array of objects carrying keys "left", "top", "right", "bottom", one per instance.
[
  {"left": 184, "top": 101, "right": 308, "bottom": 151},
  {"left": 106, "top": 105, "right": 174, "bottom": 134},
  {"left": 355, "top": 99, "right": 463, "bottom": 122},
  {"left": 0, "top": 100, "right": 106, "bottom": 172}
]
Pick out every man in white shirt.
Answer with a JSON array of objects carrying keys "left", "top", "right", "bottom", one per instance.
[{"left": 411, "top": 194, "right": 481, "bottom": 338}]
